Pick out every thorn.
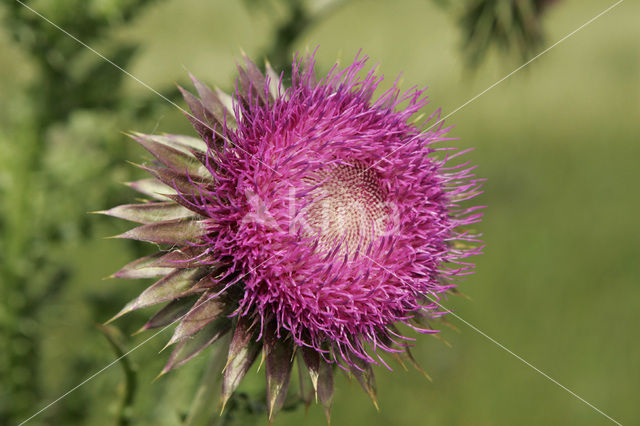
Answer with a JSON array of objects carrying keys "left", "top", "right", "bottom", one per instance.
[
  {"left": 152, "top": 370, "right": 166, "bottom": 382},
  {"left": 268, "top": 403, "right": 275, "bottom": 424},
  {"left": 219, "top": 394, "right": 230, "bottom": 415},
  {"left": 404, "top": 349, "right": 433, "bottom": 382},
  {"left": 432, "top": 333, "right": 452, "bottom": 348},
  {"left": 420, "top": 368, "right": 433, "bottom": 382},
  {"left": 407, "top": 354, "right": 432, "bottom": 382},
  {"left": 391, "top": 352, "right": 408, "bottom": 371},
  {"left": 370, "top": 393, "right": 380, "bottom": 412},
  {"left": 450, "top": 287, "right": 472, "bottom": 301},
  {"left": 131, "top": 326, "right": 147, "bottom": 336},
  {"left": 440, "top": 318, "right": 461, "bottom": 333},
  {"left": 159, "top": 340, "right": 173, "bottom": 353},
  {"left": 103, "top": 313, "right": 121, "bottom": 326},
  {"left": 324, "top": 407, "right": 332, "bottom": 426},
  {"left": 256, "top": 350, "right": 266, "bottom": 372}
]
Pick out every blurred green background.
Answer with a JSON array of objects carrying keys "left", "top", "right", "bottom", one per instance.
[{"left": 1, "top": 0, "right": 638, "bottom": 425}]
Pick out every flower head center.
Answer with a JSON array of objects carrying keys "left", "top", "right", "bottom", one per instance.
[{"left": 302, "top": 162, "right": 390, "bottom": 254}]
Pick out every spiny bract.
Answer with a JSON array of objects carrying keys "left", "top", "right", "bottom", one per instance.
[{"left": 102, "top": 51, "right": 483, "bottom": 421}]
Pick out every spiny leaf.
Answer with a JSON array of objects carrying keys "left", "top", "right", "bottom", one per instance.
[
  {"left": 161, "top": 317, "right": 231, "bottom": 375},
  {"left": 220, "top": 318, "right": 260, "bottom": 412},
  {"left": 238, "top": 54, "right": 267, "bottom": 104},
  {"left": 139, "top": 133, "right": 206, "bottom": 154},
  {"left": 391, "top": 352, "right": 409, "bottom": 371},
  {"left": 115, "top": 218, "right": 205, "bottom": 245},
  {"left": 162, "top": 193, "right": 209, "bottom": 218},
  {"left": 137, "top": 163, "right": 209, "bottom": 198},
  {"left": 178, "top": 85, "right": 221, "bottom": 143},
  {"left": 265, "top": 60, "right": 282, "bottom": 101},
  {"left": 189, "top": 74, "right": 236, "bottom": 129},
  {"left": 129, "top": 132, "right": 210, "bottom": 178},
  {"left": 107, "top": 268, "right": 209, "bottom": 323},
  {"left": 350, "top": 358, "right": 379, "bottom": 411},
  {"left": 264, "top": 323, "right": 295, "bottom": 422},
  {"left": 166, "top": 293, "right": 232, "bottom": 345},
  {"left": 137, "top": 296, "right": 198, "bottom": 333},
  {"left": 125, "top": 178, "right": 175, "bottom": 200},
  {"left": 301, "top": 346, "right": 320, "bottom": 394},
  {"left": 316, "top": 358, "right": 334, "bottom": 422},
  {"left": 242, "top": 54, "right": 267, "bottom": 94},
  {"left": 98, "top": 202, "right": 195, "bottom": 224},
  {"left": 296, "top": 355, "right": 314, "bottom": 409},
  {"left": 403, "top": 347, "right": 432, "bottom": 382},
  {"left": 189, "top": 270, "right": 231, "bottom": 293},
  {"left": 225, "top": 315, "right": 257, "bottom": 366},
  {"left": 431, "top": 332, "right": 452, "bottom": 348},
  {"left": 191, "top": 149, "right": 219, "bottom": 173},
  {"left": 151, "top": 246, "right": 214, "bottom": 269},
  {"left": 111, "top": 253, "right": 173, "bottom": 279}
]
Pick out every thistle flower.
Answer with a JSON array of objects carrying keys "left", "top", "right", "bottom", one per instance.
[{"left": 102, "top": 51, "right": 483, "bottom": 420}]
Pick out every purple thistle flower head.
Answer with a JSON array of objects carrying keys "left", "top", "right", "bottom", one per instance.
[{"left": 102, "top": 51, "right": 483, "bottom": 420}]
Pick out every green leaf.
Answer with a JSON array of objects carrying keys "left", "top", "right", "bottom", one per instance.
[
  {"left": 107, "top": 268, "right": 209, "bottom": 323},
  {"left": 178, "top": 86, "right": 222, "bottom": 143},
  {"left": 189, "top": 75, "right": 236, "bottom": 129},
  {"left": 301, "top": 346, "right": 333, "bottom": 419},
  {"left": 166, "top": 293, "right": 232, "bottom": 345},
  {"left": 140, "top": 133, "right": 206, "bottom": 154},
  {"left": 226, "top": 315, "right": 256, "bottom": 365},
  {"left": 350, "top": 357, "right": 379, "bottom": 411},
  {"left": 316, "top": 357, "right": 334, "bottom": 422},
  {"left": 112, "top": 253, "right": 173, "bottom": 279},
  {"left": 136, "top": 164, "right": 210, "bottom": 198},
  {"left": 214, "top": 87, "right": 236, "bottom": 120},
  {"left": 220, "top": 316, "right": 260, "bottom": 410},
  {"left": 161, "top": 317, "right": 231, "bottom": 375},
  {"left": 265, "top": 60, "right": 282, "bottom": 101},
  {"left": 115, "top": 218, "right": 205, "bottom": 245},
  {"left": 98, "top": 202, "right": 196, "bottom": 224},
  {"left": 125, "top": 178, "right": 176, "bottom": 200},
  {"left": 301, "top": 346, "right": 320, "bottom": 393},
  {"left": 242, "top": 54, "right": 266, "bottom": 94},
  {"left": 264, "top": 323, "right": 295, "bottom": 422},
  {"left": 152, "top": 247, "right": 214, "bottom": 269},
  {"left": 138, "top": 296, "right": 198, "bottom": 332},
  {"left": 296, "top": 355, "right": 314, "bottom": 408},
  {"left": 237, "top": 56, "right": 267, "bottom": 105},
  {"left": 129, "top": 132, "right": 210, "bottom": 178},
  {"left": 402, "top": 347, "right": 432, "bottom": 382}
]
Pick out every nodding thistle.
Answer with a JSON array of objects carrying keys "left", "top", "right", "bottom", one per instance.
[{"left": 102, "top": 51, "right": 483, "bottom": 421}]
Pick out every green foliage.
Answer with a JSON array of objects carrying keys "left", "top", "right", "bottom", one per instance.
[
  {"left": 0, "top": 1, "right": 170, "bottom": 423},
  {"left": 3, "top": 1, "right": 635, "bottom": 426},
  {"left": 458, "top": 0, "right": 556, "bottom": 66}
]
